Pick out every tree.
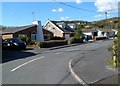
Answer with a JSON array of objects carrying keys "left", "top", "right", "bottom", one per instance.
[
  {"left": 73, "top": 24, "right": 83, "bottom": 43},
  {"left": 75, "top": 24, "right": 83, "bottom": 39}
]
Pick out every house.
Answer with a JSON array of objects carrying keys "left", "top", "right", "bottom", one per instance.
[
  {"left": 44, "top": 20, "right": 76, "bottom": 40},
  {"left": 82, "top": 28, "right": 116, "bottom": 41},
  {"left": 1, "top": 21, "right": 53, "bottom": 41}
]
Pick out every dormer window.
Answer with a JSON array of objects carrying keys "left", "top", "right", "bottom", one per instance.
[{"left": 57, "top": 22, "right": 66, "bottom": 28}]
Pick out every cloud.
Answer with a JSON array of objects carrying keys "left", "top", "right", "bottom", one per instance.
[
  {"left": 75, "top": 0, "right": 82, "bottom": 4},
  {"left": 58, "top": 8, "right": 63, "bottom": 12},
  {"left": 94, "top": 14, "right": 102, "bottom": 18},
  {"left": 52, "top": 9, "right": 57, "bottom": 12},
  {"left": 60, "top": 16, "right": 70, "bottom": 20},
  {"left": 94, "top": 13, "right": 110, "bottom": 20},
  {"left": 52, "top": 8, "right": 63, "bottom": 12},
  {"left": 94, "top": 0, "right": 119, "bottom": 12}
]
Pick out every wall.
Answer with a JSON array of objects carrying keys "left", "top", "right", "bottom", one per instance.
[
  {"left": 43, "top": 29, "right": 53, "bottom": 38},
  {"left": 14, "top": 26, "right": 37, "bottom": 39},
  {"left": 2, "top": 34, "right": 13, "bottom": 39},
  {"left": 45, "top": 22, "right": 63, "bottom": 37}
]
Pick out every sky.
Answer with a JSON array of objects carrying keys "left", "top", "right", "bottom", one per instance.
[{"left": 1, "top": 0, "right": 119, "bottom": 26}]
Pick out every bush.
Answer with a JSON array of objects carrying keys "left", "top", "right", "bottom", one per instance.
[
  {"left": 19, "top": 36, "right": 36, "bottom": 45},
  {"left": 68, "top": 37, "right": 83, "bottom": 44},
  {"left": 37, "top": 40, "right": 67, "bottom": 48},
  {"left": 29, "top": 40, "right": 36, "bottom": 45},
  {"left": 19, "top": 36, "right": 29, "bottom": 43},
  {"left": 37, "top": 42, "right": 45, "bottom": 48},
  {"left": 50, "top": 36, "right": 65, "bottom": 40},
  {"left": 96, "top": 37, "right": 108, "bottom": 40},
  {"left": 68, "top": 37, "right": 76, "bottom": 44}
]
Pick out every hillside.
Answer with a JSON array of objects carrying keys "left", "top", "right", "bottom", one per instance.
[{"left": 91, "top": 17, "right": 119, "bottom": 29}]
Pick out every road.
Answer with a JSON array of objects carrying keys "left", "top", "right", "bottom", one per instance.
[{"left": 2, "top": 40, "right": 114, "bottom": 85}]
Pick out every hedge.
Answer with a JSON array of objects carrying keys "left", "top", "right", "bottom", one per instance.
[
  {"left": 96, "top": 37, "right": 108, "bottom": 40},
  {"left": 68, "top": 37, "right": 83, "bottom": 44},
  {"left": 50, "top": 36, "right": 65, "bottom": 40},
  {"left": 37, "top": 40, "right": 67, "bottom": 48}
]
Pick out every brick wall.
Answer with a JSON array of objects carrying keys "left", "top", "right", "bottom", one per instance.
[{"left": 14, "top": 26, "right": 37, "bottom": 39}]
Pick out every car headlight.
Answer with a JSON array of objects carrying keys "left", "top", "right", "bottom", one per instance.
[
  {"left": 14, "top": 43, "right": 18, "bottom": 46},
  {"left": 7, "top": 43, "right": 10, "bottom": 46}
]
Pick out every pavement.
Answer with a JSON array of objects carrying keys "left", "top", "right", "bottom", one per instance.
[
  {"left": 71, "top": 41, "right": 119, "bottom": 85},
  {"left": 94, "top": 74, "right": 120, "bottom": 85}
]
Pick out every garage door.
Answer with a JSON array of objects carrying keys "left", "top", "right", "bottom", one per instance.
[{"left": 65, "top": 34, "right": 70, "bottom": 40}]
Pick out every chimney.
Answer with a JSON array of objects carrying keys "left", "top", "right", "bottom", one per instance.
[{"left": 32, "top": 21, "right": 44, "bottom": 42}]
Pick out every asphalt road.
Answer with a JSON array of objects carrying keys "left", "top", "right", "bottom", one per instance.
[{"left": 2, "top": 40, "right": 114, "bottom": 85}]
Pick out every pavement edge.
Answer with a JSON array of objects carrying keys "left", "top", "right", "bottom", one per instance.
[{"left": 68, "top": 58, "right": 88, "bottom": 86}]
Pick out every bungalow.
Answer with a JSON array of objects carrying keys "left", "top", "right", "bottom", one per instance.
[
  {"left": 44, "top": 20, "right": 76, "bottom": 40},
  {"left": 82, "top": 28, "right": 117, "bottom": 41},
  {"left": 1, "top": 21, "right": 53, "bottom": 41}
]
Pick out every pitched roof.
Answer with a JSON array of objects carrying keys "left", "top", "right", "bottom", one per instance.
[
  {"left": 97, "top": 29, "right": 114, "bottom": 32},
  {"left": 82, "top": 28, "right": 114, "bottom": 33},
  {"left": 50, "top": 20, "right": 75, "bottom": 33},
  {"left": 2, "top": 25, "right": 37, "bottom": 34}
]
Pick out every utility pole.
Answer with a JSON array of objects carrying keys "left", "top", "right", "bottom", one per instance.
[
  {"left": 105, "top": 12, "right": 107, "bottom": 27},
  {"left": 105, "top": 12, "right": 109, "bottom": 38},
  {"left": 32, "top": 12, "right": 35, "bottom": 22}
]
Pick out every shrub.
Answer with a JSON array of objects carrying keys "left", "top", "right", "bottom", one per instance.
[
  {"left": 68, "top": 37, "right": 83, "bottom": 44},
  {"left": 68, "top": 37, "right": 76, "bottom": 44},
  {"left": 37, "top": 42, "right": 45, "bottom": 48},
  {"left": 50, "top": 36, "right": 65, "bottom": 40},
  {"left": 37, "top": 40, "right": 67, "bottom": 48},
  {"left": 29, "top": 40, "right": 36, "bottom": 45},
  {"left": 96, "top": 37, "right": 108, "bottom": 40},
  {"left": 19, "top": 36, "right": 29, "bottom": 44},
  {"left": 19, "top": 36, "right": 36, "bottom": 45}
]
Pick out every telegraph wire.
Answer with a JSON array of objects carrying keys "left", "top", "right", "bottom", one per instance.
[{"left": 53, "top": 0, "right": 118, "bottom": 15}]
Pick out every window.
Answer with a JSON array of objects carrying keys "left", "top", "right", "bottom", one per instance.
[
  {"left": 31, "top": 32, "right": 36, "bottom": 40},
  {"left": 101, "top": 32, "right": 105, "bottom": 36},
  {"left": 44, "top": 34, "right": 50, "bottom": 40},
  {"left": 18, "top": 34, "right": 27, "bottom": 37}
]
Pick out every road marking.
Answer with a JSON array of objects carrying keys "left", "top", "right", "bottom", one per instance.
[
  {"left": 67, "top": 49, "right": 77, "bottom": 51},
  {"left": 11, "top": 56, "right": 45, "bottom": 72},
  {"left": 56, "top": 52, "right": 63, "bottom": 54}
]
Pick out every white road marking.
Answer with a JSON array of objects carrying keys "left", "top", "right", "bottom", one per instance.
[
  {"left": 11, "top": 56, "right": 45, "bottom": 72},
  {"left": 67, "top": 49, "right": 76, "bottom": 51},
  {"left": 56, "top": 52, "right": 63, "bottom": 54}
]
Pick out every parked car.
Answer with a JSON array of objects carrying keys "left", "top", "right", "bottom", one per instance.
[{"left": 3, "top": 38, "right": 26, "bottom": 50}]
